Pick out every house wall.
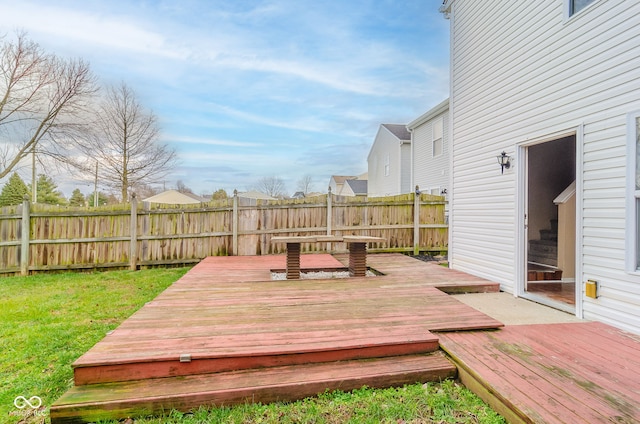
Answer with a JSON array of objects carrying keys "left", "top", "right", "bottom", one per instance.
[
  {"left": 400, "top": 142, "right": 412, "bottom": 194},
  {"left": 368, "top": 127, "right": 405, "bottom": 197},
  {"left": 412, "top": 106, "right": 449, "bottom": 195},
  {"left": 447, "top": 0, "right": 640, "bottom": 333}
]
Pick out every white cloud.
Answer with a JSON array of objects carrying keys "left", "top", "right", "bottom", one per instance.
[
  {"left": 163, "top": 135, "right": 261, "bottom": 148},
  {"left": 0, "top": 2, "right": 188, "bottom": 60}
]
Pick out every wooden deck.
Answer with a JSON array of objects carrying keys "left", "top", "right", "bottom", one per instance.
[
  {"left": 51, "top": 253, "right": 502, "bottom": 423},
  {"left": 438, "top": 322, "right": 640, "bottom": 423},
  {"left": 50, "top": 254, "right": 640, "bottom": 423}
]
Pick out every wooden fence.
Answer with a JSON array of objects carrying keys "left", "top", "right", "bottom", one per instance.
[{"left": 0, "top": 192, "right": 448, "bottom": 276}]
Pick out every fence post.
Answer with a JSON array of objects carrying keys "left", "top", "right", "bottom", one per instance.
[
  {"left": 141, "top": 201, "right": 150, "bottom": 262},
  {"left": 130, "top": 194, "right": 138, "bottom": 270},
  {"left": 326, "top": 187, "right": 332, "bottom": 235},
  {"left": 232, "top": 189, "right": 238, "bottom": 256},
  {"left": 414, "top": 186, "right": 420, "bottom": 256},
  {"left": 20, "top": 195, "right": 30, "bottom": 276}
]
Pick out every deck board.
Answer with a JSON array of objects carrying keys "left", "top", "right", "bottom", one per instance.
[{"left": 438, "top": 322, "right": 640, "bottom": 424}]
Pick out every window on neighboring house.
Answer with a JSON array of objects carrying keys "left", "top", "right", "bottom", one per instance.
[
  {"left": 569, "top": 0, "right": 596, "bottom": 16},
  {"left": 433, "top": 117, "right": 443, "bottom": 157},
  {"left": 384, "top": 154, "right": 390, "bottom": 176},
  {"left": 626, "top": 111, "right": 640, "bottom": 272}
]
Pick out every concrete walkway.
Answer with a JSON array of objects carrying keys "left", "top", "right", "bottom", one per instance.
[{"left": 452, "top": 292, "right": 584, "bottom": 325}]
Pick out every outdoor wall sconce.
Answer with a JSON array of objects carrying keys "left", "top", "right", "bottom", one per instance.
[{"left": 497, "top": 151, "right": 511, "bottom": 174}]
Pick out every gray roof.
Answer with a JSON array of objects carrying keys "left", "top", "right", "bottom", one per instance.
[
  {"left": 346, "top": 179, "right": 368, "bottom": 195},
  {"left": 381, "top": 124, "right": 411, "bottom": 141}
]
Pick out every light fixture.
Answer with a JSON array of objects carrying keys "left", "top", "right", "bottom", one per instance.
[{"left": 497, "top": 151, "right": 511, "bottom": 174}]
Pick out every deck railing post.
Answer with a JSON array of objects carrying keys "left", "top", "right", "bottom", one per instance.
[
  {"left": 130, "top": 194, "right": 138, "bottom": 270},
  {"left": 414, "top": 186, "right": 420, "bottom": 256},
  {"left": 20, "top": 195, "right": 30, "bottom": 276},
  {"left": 232, "top": 189, "right": 238, "bottom": 256}
]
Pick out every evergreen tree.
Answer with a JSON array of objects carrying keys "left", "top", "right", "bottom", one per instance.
[
  {"left": 0, "top": 173, "right": 29, "bottom": 206},
  {"left": 31, "top": 174, "right": 67, "bottom": 205},
  {"left": 212, "top": 188, "right": 228, "bottom": 200},
  {"left": 69, "top": 189, "right": 86, "bottom": 206},
  {"left": 87, "top": 191, "right": 108, "bottom": 207}
]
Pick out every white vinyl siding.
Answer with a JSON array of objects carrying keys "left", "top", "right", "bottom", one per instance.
[
  {"left": 400, "top": 143, "right": 412, "bottom": 194},
  {"left": 411, "top": 105, "right": 449, "bottom": 195},
  {"left": 448, "top": 0, "right": 640, "bottom": 333}
]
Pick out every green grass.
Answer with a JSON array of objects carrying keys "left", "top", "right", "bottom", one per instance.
[
  {"left": 0, "top": 268, "right": 189, "bottom": 423},
  {"left": 95, "top": 382, "right": 505, "bottom": 424},
  {"left": 1, "top": 268, "right": 505, "bottom": 424}
]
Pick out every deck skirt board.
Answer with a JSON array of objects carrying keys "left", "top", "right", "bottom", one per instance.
[
  {"left": 52, "top": 353, "right": 457, "bottom": 424},
  {"left": 438, "top": 323, "right": 640, "bottom": 424}
]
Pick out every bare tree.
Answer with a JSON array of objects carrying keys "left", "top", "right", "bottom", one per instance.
[
  {"left": 176, "top": 180, "right": 193, "bottom": 194},
  {"left": 257, "top": 176, "right": 286, "bottom": 198},
  {"left": 296, "top": 174, "right": 313, "bottom": 195},
  {"left": 74, "top": 82, "right": 177, "bottom": 201},
  {"left": 0, "top": 31, "right": 97, "bottom": 179}
]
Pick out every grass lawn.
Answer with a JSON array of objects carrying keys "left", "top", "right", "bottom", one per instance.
[{"left": 1, "top": 268, "right": 505, "bottom": 424}]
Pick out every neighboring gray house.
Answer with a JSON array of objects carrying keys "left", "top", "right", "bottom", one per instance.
[
  {"left": 367, "top": 124, "right": 411, "bottom": 197},
  {"left": 342, "top": 179, "right": 368, "bottom": 196},
  {"left": 329, "top": 174, "right": 367, "bottom": 197},
  {"left": 441, "top": 0, "right": 640, "bottom": 334},
  {"left": 408, "top": 99, "right": 449, "bottom": 197}
]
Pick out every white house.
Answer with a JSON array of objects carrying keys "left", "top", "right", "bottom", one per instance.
[
  {"left": 408, "top": 98, "right": 450, "bottom": 196},
  {"left": 441, "top": 0, "right": 640, "bottom": 333},
  {"left": 367, "top": 124, "right": 412, "bottom": 197}
]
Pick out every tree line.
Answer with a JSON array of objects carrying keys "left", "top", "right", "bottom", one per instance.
[
  {"left": 0, "top": 31, "right": 176, "bottom": 203},
  {"left": 0, "top": 172, "right": 115, "bottom": 207}
]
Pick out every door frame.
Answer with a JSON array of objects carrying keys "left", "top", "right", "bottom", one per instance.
[{"left": 515, "top": 126, "right": 584, "bottom": 318}]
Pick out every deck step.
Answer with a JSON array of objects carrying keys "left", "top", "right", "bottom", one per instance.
[
  {"left": 51, "top": 352, "right": 457, "bottom": 424},
  {"left": 72, "top": 326, "right": 441, "bottom": 385}
]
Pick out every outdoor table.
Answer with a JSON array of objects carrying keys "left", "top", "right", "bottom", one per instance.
[
  {"left": 270, "top": 235, "right": 385, "bottom": 279},
  {"left": 342, "top": 236, "right": 385, "bottom": 277}
]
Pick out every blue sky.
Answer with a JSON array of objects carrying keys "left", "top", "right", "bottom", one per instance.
[{"left": 0, "top": 0, "right": 449, "bottom": 197}]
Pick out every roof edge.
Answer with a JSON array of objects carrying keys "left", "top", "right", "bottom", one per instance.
[{"left": 407, "top": 98, "right": 449, "bottom": 130}]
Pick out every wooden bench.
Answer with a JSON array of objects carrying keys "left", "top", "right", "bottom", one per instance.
[{"left": 271, "top": 235, "right": 385, "bottom": 279}]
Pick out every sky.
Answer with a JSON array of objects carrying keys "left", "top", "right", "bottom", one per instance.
[{"left": 0, "top": 0, "right": 450, "bottom": 198}]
